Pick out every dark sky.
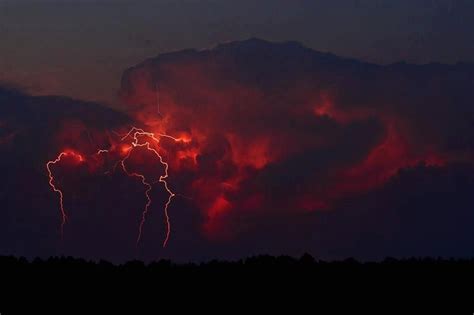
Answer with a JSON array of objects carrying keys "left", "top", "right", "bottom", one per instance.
[
  {"left": 1, "top": 1, "right": 474, "bottom": 263},
  {"left": 1, "top": 0, "right": 473, "bottom": 103}
]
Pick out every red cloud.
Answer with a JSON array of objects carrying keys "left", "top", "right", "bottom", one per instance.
[{"left": 118, "top": 39, "right": 471, "bottom": 239}]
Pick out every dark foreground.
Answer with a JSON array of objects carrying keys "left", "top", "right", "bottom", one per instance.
[{"left": 1, "top": 255, "right": 473, "bottom": 311}]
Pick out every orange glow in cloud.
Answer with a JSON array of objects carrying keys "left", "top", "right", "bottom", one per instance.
[
  {"left": 227, "top": 134, "right": 271, "bottom": 170},
  {"left": 203, "top": 195, "right": 232, "bottom": 238},
  {"left": 334, "top": 123, "right": 446, "bottom": 195}
]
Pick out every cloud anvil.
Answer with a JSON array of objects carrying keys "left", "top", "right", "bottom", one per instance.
[{"left": 1, "top": 39, "right": 474, "bottom": 262}]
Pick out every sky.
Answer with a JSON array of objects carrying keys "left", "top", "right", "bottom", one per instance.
[
  {"left": 0, "top": 0, "right": 473, "bottom": 104},
  {"left": 1, "top": 0, "right": 474, "bottom": 262}
]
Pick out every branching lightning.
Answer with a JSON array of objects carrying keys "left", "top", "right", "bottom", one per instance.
[
  {"left": 119, "top": 127, "right": 186, "bottom": 247},
  {"left": 46, "top": 150, "right": 84, "bottom": 238},
  {"left": 46, "top": 127, "right": 189, "bottom": 248}
]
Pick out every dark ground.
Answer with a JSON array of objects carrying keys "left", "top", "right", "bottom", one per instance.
[{"left": 0, "top": 254, "right": 473, "bottom": 312}]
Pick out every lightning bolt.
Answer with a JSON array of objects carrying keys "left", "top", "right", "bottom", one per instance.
[
  {"left": 119, "top": 127, "right": 183, "bottom": 248},
  {"left": 46, "top": 150, "right": 84, "bottom": 238},
  {"left": 46, "top": 127, "right": 187, "bottom": 248},
  {"left": 156, "top": 82, "right": 162, "bottom": 118},
  {"left": 96, "top": 149, "right": 110, "bottom": 155}
]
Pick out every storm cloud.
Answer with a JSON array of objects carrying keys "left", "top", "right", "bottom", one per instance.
[{"left": 1, "top": 39, "right": 474, "bottom": 262}]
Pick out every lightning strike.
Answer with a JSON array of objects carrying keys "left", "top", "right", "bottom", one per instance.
[
  {"left": 155, "top": 82, "right": 162, "bottom": 118},
  {"left": 46, "top": 127, "right": 186, "bottom": 248},
  {"left": 120, "top": 148, "right": 154, "bottom": 246},
  {"left": 119, "top": 127, "right": 180, "bottom": 247},
  {"left": 46, "top": 150, "right": 84, "bottom": 238}
]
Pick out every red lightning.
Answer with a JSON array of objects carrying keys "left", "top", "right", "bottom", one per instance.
[
  {"left": 46, "top": 127, "right": 187, "bottom": 248},
  {"left": 46, "top": 150, "right": 84, "bottom": 238},
  {"left": 119, "top": 127, "right": 185, "bottom": 247}
]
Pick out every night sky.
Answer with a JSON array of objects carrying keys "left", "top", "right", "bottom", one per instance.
[
  {"left": 1, "top": 0, "right": 474, "bottom": 263},
  {"left": 1, "top": 0, "right": 474, "bottom": 103}
]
